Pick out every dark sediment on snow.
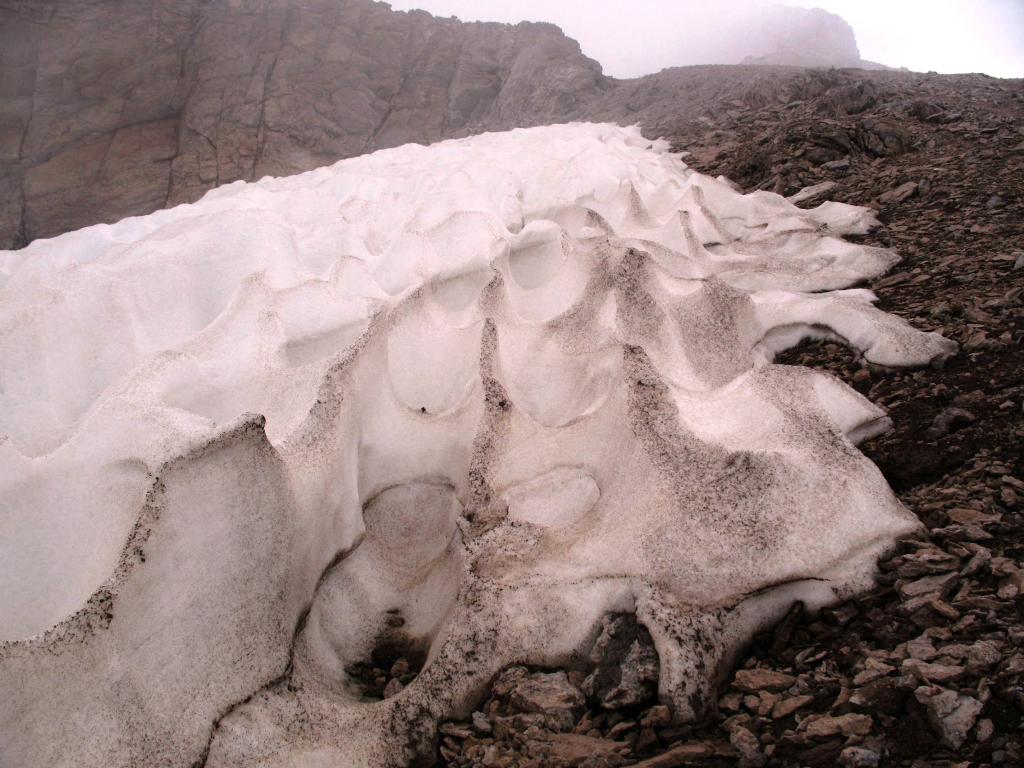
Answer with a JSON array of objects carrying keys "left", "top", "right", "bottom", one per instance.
[{"left": 435, "top": 71, "right": 1024, "bottom": 768}]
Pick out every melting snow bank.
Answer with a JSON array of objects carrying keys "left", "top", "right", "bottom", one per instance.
[{"left": 0, "top": 123, "right": 955, "bottom": 767}]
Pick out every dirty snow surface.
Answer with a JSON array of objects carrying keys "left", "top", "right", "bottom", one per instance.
[{"left": 0, "top": 123, "right": 955, "bottom": 767}]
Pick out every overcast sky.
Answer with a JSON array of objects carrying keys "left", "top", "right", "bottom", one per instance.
[{"left": 386, "top": 0, "right": 1024, "bottom": 79}]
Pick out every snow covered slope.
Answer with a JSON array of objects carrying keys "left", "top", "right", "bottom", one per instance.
[{"left": 0, "top": 123, "right": 955, "bottom": 767}]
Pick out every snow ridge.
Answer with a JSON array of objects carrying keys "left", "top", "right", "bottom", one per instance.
[{"left": 0, "top": 124, "right": 955, "bottom": 767}]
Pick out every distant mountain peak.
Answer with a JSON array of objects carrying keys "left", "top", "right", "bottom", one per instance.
[{"left": 739, "top": 5, "right": 887, "bottom": 70}]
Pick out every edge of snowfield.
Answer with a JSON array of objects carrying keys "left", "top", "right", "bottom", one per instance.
[{"left": 0, "top": 123, "right": 956, "bottom": 768}]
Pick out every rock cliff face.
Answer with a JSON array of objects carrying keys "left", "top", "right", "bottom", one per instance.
[
  {"left": 0, "top": 0, "right": 606, "bottom": 247},
  {"left": 0, "top": 0, "right": 944, "bottom": 249}
]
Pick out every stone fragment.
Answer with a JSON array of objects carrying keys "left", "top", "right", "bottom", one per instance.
[
  {"left": 439, "top": 721, "right": 474, "bottom": 739},
  {"left": 493, "top": 712, "right": 549, "bottom": 741},
  {"left": 719, "top": 691, "right": 744, "bottom": 712},
  {"left": 787, "top": 180, "right": 838, "bottom": 205},
  {"left": 728, "top": 725, "right": 767, "bottom": 768},
  {"left": 946, "top": 507, "right": 999, "bottom": 525},
  {"left": 771, "top": 694, "right": 815, "bottom": 719},
  {"left": 801, "top": 713, "right": 873, "bottom": 739},
  {"left": 823, "top": 602, "right": 859, "bottom": 626},
  {"left": 635, "top": 727, "right": 658, "bottom": 752},
  {"left": 892, "top": 548, "right": 960, "bottom": 579},
  {"left": 504, "top": 668, "right": 585, "bottom": 724},
  {"left": 849, "top": 677, "right": 913, "bottom": 714},
  {"left": 926, "top": 407, "right": 975, "bottom": 438},
  {"left": 858, "top": 118, "right": 913, "bottom": 156},
  {"left": 965, "top": 640, "right": 1002, "bottom": 670},
  {"left": 583, "top": 614, "right": 660, "bottom": 710},
  {"left": 755, "top": 691, "right": 779, "bottom": 716},
  {"left": 908, "top": 100, "right": 947, "bottom": 122},
  {"left": 640, "top": 704, "right": 671, "bottom": 728},
  {"left": 879, "top": 181, "right": 918, "bottom": 204},
  {"left": 606, "top": 720, "right": 636, "bottom": 740},
  {"left": 997, "top": 572, "right": 1024, "bottom": 599},
  {"left": 731, "top": 669, "right": 796, "bottom": 693},
  {"left": 472, "top": 711, "right": 493, "bottom": 734},
  {"left": 898, "top": 572, "right": 959, "bottom": 600},
  {"left": 840, "top": 746, "right": 881, "bottom": 767},
  {"left": 917, "top": 687, "right": 984, "bottom": 750},
  {"left": 839, "top": 745, "right": 880, "bottom": 768},
  {"left": 537, "top": 731, "right": 630, "bottom": 764},
  {"left": 905, "top": 636, "right": 937, "bottom": 661},
  {"left": 852, "top": 665, "right": 891, "bottom": 687},
  {"left": 990, "top": 557, "right": 1020, "bottom": 578},
  {"left": 626, "top": 741, "right": 736, "bottom": 766},
  {"left": 901, "top": 659, "right": 965, "bottom": 684}
]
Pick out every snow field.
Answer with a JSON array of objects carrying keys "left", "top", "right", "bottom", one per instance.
[{"left": 0, "top": 124, "right": 955, "bottom": 767}]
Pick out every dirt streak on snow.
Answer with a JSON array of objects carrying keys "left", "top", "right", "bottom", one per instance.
[{"left": 0, "top": 123, "right": 954, "bottom": 768}]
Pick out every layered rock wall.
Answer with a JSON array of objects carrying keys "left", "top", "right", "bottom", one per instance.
[
  {"left": 0, "top": 0, "right": 959, "bottom": 248},
  {"left": 0, "top": 0, "right": 606, "bottom": 247}
]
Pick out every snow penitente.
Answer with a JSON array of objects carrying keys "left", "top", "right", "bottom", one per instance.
[{"left": 0, "top": 123, "right": 954, "bottom": 767}]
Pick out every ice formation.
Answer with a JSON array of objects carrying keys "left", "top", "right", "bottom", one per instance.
[{"left": 0, "top": 123, "right": 955, "bottom": 767}]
